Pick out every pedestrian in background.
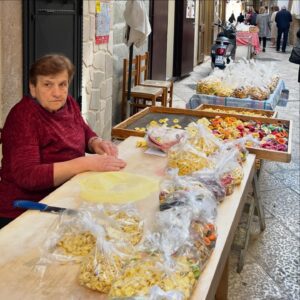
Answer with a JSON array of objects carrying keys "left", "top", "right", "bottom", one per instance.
[
  {"left": 289, "top": 29, "right": 300, "bottom": 83},
  {"left": 228, "top": 12, "right": 236, "bottom": 24},
  {"left": 256, "top": 6, "right": 271, "bottom": 52},
  {"left": 237, "top": 12, "right": 245, "bottom": 23},
  {"left": 270, "top": 6, "right": 279, "bottom": 47},
  {"left": 245, "top": 7, "right": 254, "bottom": 25},
  {"left": 275, "top": 6, "right": 292, "bottom": 53}
]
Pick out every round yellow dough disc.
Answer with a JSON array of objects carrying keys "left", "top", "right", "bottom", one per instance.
[{"left": 79, "top": 172, "right": 159, "bottom": 204}]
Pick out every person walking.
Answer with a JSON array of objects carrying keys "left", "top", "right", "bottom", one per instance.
[
  {"left": 270, "top": 6, "right": 279, "bottom": 47},
  {"left": 237, "top": 12, "right": 245, "bottom": 23},
  {"left": 275, "top": 6, "right": 292, "bottom": 53},
  {"left": 228, "top": 12, "right": 236, "bottom": 24},
  {"left": 256, "top": 6, "right": 271, "bottom": 52}
]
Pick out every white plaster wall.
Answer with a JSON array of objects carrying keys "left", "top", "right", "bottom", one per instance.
[
  {"left": 166, "top": 1, "right": 175, "bottom": 80},
  {"left": 0, "top": 1, "right": 22, "bottom": 127},
  {"left": 82, "top": 0, "right": 114, "bottom": 140}
]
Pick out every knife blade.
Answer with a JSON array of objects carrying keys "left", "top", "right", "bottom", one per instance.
[{"left": 14, "top": 200, "right": 77, "bottom": 215}]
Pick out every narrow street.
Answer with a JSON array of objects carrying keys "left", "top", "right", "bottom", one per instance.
[{"left": 173, "top": 44, "right": 300, "bottom": 300}]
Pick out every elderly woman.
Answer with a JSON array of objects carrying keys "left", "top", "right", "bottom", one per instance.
[
  {"left": 0, "top": 54, "right": 126, "bottom": 228},
  {"left": 270, "top": 6, "right": 279, "bottom": 47},
  {"left": 256, "top": 6, "right": 271, "bottom": 52}
]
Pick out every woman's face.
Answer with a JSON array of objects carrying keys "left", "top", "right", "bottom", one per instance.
[{"left": 29, "top": 70, "right": 69, "bottom": 112}]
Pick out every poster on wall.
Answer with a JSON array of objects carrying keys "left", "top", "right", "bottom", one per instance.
[
  {"left": 186, "top": 0, "right": 195, "bottom": 19},
  {"left": 95, "top": 0, "right": 110, "bottom": 44}
]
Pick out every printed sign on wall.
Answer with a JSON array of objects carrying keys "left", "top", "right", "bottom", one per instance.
[{"left": 95, "top": 0, "right": 110, "bottom": 44}]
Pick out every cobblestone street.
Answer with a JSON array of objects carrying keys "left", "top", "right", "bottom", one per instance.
[{"left": 172, "top": 44, "right": 300, "bottom": 300}]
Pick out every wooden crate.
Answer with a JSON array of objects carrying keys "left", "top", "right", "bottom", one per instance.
[
  {"left": 196, "top": 104, "right": 277, "bottom": 118},
  {"left": 111, "top": 107, "right": 292, "bottom": 162}
]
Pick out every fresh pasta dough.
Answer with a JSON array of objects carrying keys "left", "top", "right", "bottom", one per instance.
[{"left": 79, "top": 172, "right": 159, "bottom": 203}]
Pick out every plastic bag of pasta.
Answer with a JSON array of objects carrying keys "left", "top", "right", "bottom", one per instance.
[
  {"left": 221, "top": 135, "right": 259, "bottom": 163},
  {"left": 108, "top": 254, "right": 196, "bottom": 300},
  {"left": 101, "top": 204, "right": 144, "bottom": 246},
  {"left": 78, "top": 236, "right": 132, "bottom": 293},
  {"left": 146, "top": 125, "right": 186, "bottom": 152},
  {"left": 173, "top": 218, "right": 217, "bottom": 272},
  {"left": 39, "top": 204, "right": 141, "bottom": 264},
  {"left": 185, "top": 122, "right": 223, "bottom": 156},
  {"left": 39, "top": 209, "right": 105, "bottom": 263},
  {"left": 158, "top": 170, "right": 217, "bottom": 220},
  {"left": 167, "top": 141, "right": 213, "bottom": 176},
  {"left": 214, "top": 148, "right": 244, "bottom": 195},
  {"left": 191, "top": 169, "right": 226, "bottom": 202}
]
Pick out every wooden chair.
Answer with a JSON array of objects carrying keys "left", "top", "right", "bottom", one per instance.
[
  {"left": 137, "top": 52, "right": 173, "bottom": 107},
  {"left": 121, "top": 58, "right": 165, "bottom": 120}
]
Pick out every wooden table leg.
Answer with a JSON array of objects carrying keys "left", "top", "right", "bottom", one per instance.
[
  {"left": 237, "top": 195, "right": 255, "bottom": 273},
  {"left": 215, "top": 258, "right": 229, "bottom": 300},
  {"left": 253, "top": 173, "right": 266, "bottom": 231}
]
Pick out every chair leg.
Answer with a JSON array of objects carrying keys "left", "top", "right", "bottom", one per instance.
[
  {"left": 162, "top": 88, "right": 167, "bottom": 107},
  {"left": 121, "top": 94, "right": 127, "bottom": 120},
  {"left": 169, "top": 81, "right": 174, "bottom": 107}
]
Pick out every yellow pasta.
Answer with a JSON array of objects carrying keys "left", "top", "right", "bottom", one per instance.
[{"left": 56, "top": 232, "right": 96, "bottom": 257}]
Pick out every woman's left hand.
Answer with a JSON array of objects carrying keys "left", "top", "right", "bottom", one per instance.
[{"left": 90, "top": 138, "right": 118, "bottom": 157}]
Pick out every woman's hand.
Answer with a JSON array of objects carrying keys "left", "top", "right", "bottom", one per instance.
[
  {"left": 85, "top": 154, "right": 126, "bottom": 172},
  {"left": 89, "top": 137, "right": 118, "bottom": 157},
  {"left": 53, "top": 154, "right": 126, "bottom": 186}
]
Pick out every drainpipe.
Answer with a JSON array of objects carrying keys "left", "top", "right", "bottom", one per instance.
[{"left": 288, "top": 0, "right": 293, "bottom": 11}]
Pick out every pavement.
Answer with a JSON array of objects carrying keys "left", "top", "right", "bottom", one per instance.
[{"left": 172, "top": 44, "right": 300, "bottom": 300}]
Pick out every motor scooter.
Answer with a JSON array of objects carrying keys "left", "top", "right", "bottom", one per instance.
[{"left": 211, "top": 21, "right": 236, "bottom": 69}]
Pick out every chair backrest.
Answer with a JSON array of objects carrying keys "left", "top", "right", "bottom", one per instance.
[
  {"left": 137, "top": 52, "right": 150, "bottom": 84},
  {"left": 122, "top": 57, "right": 139, "bottom": 93}
]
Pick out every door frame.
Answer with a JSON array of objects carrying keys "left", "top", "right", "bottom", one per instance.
[{"left": 22, "top": 0, "right": 83, "bottom": 106}]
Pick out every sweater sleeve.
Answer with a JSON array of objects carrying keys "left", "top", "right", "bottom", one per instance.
[{"left": 3, "top": 107, "right": 54, "bottom": 191}]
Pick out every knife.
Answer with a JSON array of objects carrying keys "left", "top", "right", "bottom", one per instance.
[{"left": 14, "top": 200, "right": 77, "bottom": 215}]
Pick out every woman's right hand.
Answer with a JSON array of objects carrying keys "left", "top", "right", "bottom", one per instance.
[
  {"left": 53, "top": 154, "right": 127, "bottom": 186},
  {"left": 85, "top": 154, "right": 126, "bottom": 172}
]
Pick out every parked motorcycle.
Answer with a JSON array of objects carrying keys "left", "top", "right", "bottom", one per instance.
[{"left": 211, "top": 21, "right": 237, "bottom": 69}]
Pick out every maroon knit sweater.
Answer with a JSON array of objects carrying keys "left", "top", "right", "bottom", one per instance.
[{"left": 0, "top": 95, "right": 97, "bottom": 218}]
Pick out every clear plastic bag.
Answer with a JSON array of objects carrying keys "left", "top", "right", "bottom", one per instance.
[
  {"left": 185, "top": 122, "right": 223, "bottom": 156},
  {"left": 146, "top": 125, "right": 186, "bottom": 152},
  {"left": 78, "top": 245, "right": 129, "bottom": 293},
  {"left": 191, "top": 169, "right": 226, "bottom": 202},
  {"left": 214, "top": 149, "right": 244, "bottom": 195},
  {"left": 167, "top": 141, "right": 213, "bottom": 176},
  {"left": 108, "top": 254, "right": 196, "bottom": 300},
  {"left": 175, "top": 218, "right": 217, "bottom": 269},
  {"left": 38, "top": 204, "right": 143, "bottom": 265},
  {"left": 158, "top": 170, "right": 217, "bottom": 221}
]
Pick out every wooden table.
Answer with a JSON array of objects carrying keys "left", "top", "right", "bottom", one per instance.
[
  {"left": 0, "top": 137, "right": 256, "bottom": 300},
  {"left": 236, "top": 31, "right": 261, "bottom": 54}
]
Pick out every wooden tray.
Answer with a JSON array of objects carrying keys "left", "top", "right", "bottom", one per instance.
[
  {"left": 112, "top": 107, "right": 292, "bottom": 162},
  {"left": 196, "top": 104, "right": 277, "bottom": 118}
]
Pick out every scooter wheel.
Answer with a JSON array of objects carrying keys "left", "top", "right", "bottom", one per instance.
[{"left": 211, "top": 62, "right": 215, "bottom": 69}]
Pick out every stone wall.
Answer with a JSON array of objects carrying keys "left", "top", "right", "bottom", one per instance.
[
  {"left": 0, "top": 0, "right": 22, "bottom": 127},
  {"left": 0, "top": 0, "right": 151, "bottom": 134},
  {"left": 112, "top": 1, "right": 149, "bottom": 125},
  {"left": 82, "top": 0, "right": 114, "bottom": 140}
]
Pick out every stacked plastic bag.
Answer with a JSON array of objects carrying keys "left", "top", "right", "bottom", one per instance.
[{"left": 196, "top": 60, "right": 280, "bottom": 100}]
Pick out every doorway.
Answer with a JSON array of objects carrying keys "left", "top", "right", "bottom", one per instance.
[
  {"left": 23, "top": 0, "right": 83, "bottom": 106},
  {"left": 173, "top": 0, "right": 195, "bottom": 79},
  {"left": 197, "top": 0, "right": 205, "bottom": 64},
  {"left": 148, "top": 0, "right": 169, "bottom": 80}
]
